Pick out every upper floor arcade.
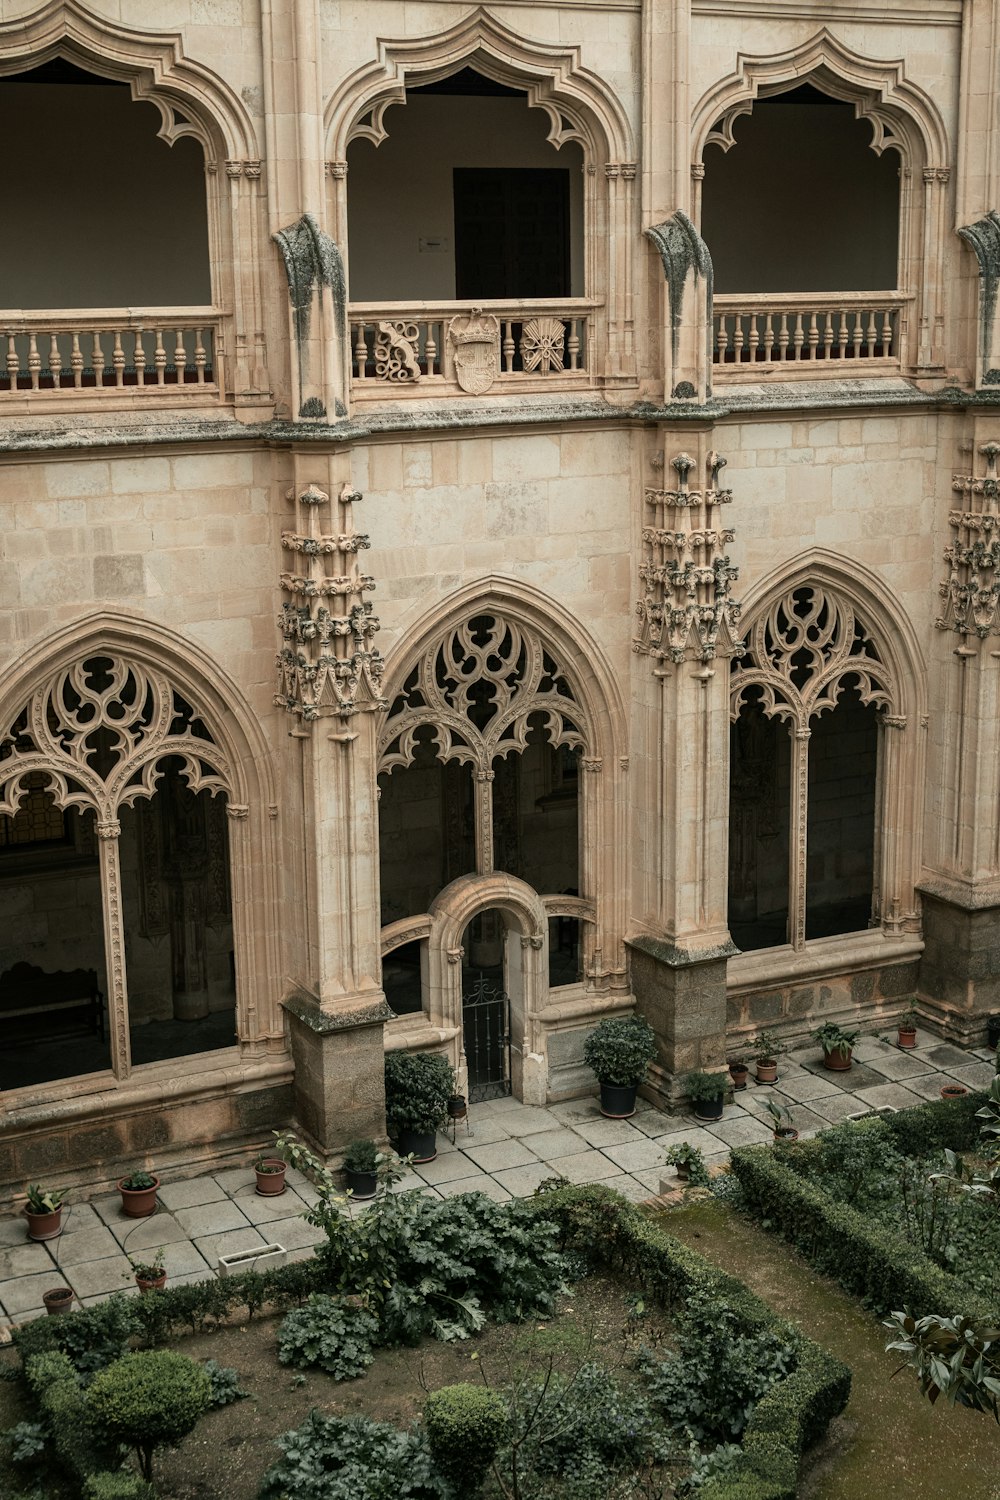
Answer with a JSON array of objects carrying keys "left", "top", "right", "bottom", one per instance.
[{"left": 0, "top": 1, "right": 987, "bottom": 424}]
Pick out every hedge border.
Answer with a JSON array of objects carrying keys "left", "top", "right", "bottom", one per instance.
[
  {"left": 525, "top": 1185, "right": 851, "bottom": 1500},
  {"left": 729, "top": 1091, "right": 996, "bottom": 1325},
  {"left": 9, "top": 1187, "right": 849, "bottom": 1500}
]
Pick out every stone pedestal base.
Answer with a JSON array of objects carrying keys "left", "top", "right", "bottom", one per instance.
[
  {"left": 283, "top": 992, "right": 392, "bottom": 1153},
  {"left": 917, "top": 881, "right": 1000, "bottom": 1045},
  {"left": 627, "top": 936, "right": 733, "bottom": 1111}
]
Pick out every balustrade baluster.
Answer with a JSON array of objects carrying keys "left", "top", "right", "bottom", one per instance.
[
  {"left": 865, "top": 312, "right": 877, "bottom": 358},
  {"left": 881, "top": 310, "right": 893, "bottom": 356},
  {"left": 194, "top": 329, "right": 207, "bottom": 382},
  {"left": 133, "top": 330, "right": 147, "bottom": 384},
  {"left": 153, "top": 329, "right": 167, "bottom": 385},
  {"left": 424, "top": 321, "right": 437, "bottom": 378},
  {"left": 353, "top": 323, "right": 367, "bottom": 379},
  {"left": 763, "top": 314, "right": 775, "bottom": 362},
  {"left": 793, "top": 314, "right": 805, "bottom": 359},
  {"left": 174, "top": 329, "right": 187, "bottom": 383},
  {"left": 851, "top": 312, "right": 863, "bottom": 359},
  {"left": 807, "top": 312, "right": 819, "bottom": 359},
  {"left": 502, "top": 322, "right": 515, "bottom": 373},
  {"left": 91, "top": 332, "right": 105, "bottom": 387},
  {"left": 568, "top": 321, "right": 581, "bottom": 370},
  {"left": 838, "top": 311, "right": 849, "bottom": 359},
  {"left": 748, "top": 314, "right": 760, "bottom": 358},
  {"left": 48, "top": 334, "right": 62, "bottom": 388},
  {"left": 715, "top": 318, "right": 729, "bottom": 363},
  {"left": 778, "top": 314, "right": 790, "bottom": 359},
  {"left": 822, "top": 312, "right": 834, "bottom": 359},
  {"left": 733, "top": 315, "right": 745, "bottom": 361},
  {"left": 5, "top": 334, "right": 17, "bottom": 391},
  {"left": 112, "top": 330, "right": 125, "bottom": 386},
  {"left": 71, "top": 332, "right": 84, "bottom": 389},
  {"left": 27, "top": 334, "right": 41, "bottom": 391}
]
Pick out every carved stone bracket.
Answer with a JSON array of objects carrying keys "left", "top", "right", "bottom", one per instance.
[
  {"left": 645, "top": 211, "right": 713, "bottom": 400},
  {"left": 275, "top": 483, "right": 387, "bottom": 722},
  {"left": 937, "top": 441, "right": 1000, "bottom": 639},
  {"left": 634, "top": 451, "right": 741, "bottom": 665},
  {"left": 958, "top": 212, "right": 1000, "bottom": 388}
]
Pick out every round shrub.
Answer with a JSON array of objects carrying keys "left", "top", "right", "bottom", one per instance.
[
  {"left": 384, "top": 1051, "right": 455, "bottom": 1135},
  {"left": 583, "top": 1015, "right": 657, "bottom": 1087},
  {"left": 86, "top": 1350, "right": 212, "bottom": 1481},
  {"left": 277, "top": 1294, "right": 378, "bottom": 1380},
  {"left": 424, "top": 1383, "right": 507, "bottom": 1491}
]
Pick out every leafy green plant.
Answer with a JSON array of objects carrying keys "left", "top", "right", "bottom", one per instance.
[
  {"left": 663, "top": 1142, "right": 711, "bottom": 1187},
  {"left": 258, "top": 1411, "right": 450, "bottom": 1500},
  {"left": 423, "top": 1383, "right": 507, "bottom": 1493},
  {"left": 253, "top": 1157, "right": 284, "bottom": 1175},
  {"left": 898, "top": 1008, "right": 919, "bottom": 1032},
  {"left": 384, "top": 1052, "right": 455, "bottom": 1136},
  {"left": 884, "top": 1311, "right": 1000, "bottom": 1420},
  {"left": 119, "top": 1172, "right": 156, "bottom": 1193},
  {"left": 85, "top": 1350, "right": 212, "bottom": 1482},
  {"left": 678, "top": 1442, "right": 744, "bottom": 1494},
  {"left": 748, "top": 1030, "right": 788, "bottom": 1064},
  {"left": 683, "top": 1070, "right": 727, "bottom": 1103},
  {"left": 582, "top": 1016, "right": 657, "bottom": 1087},
  {"left": 764, "top": 1097, "right": 796, "bottom": 1136},
  {"left": 24, "top": 1184, "right": 64, "bottom": 1214},
  {"left": 202, "top": 1360, "right": 249, "bottom": 1408},
  {"left": 83, "top": 1475, "right": 157, "bottom": 1500},
  {"left": 811, "top": 1022, "right": 859, "bottom": 1056},
  {"left": 5, "top": 1421, "right": 46, "bottom": 1464},
  {"left": 343, "top": 1139, "right": 380, "bottom": 1173},
  {"left": 15, "top": 1293, "right": 137, "bottom": 1379},
  {"left": 125, "top": 1250, "right": 164, "bottom": 1283},
  {"left": 277, "top": 1295, "right": 378, "bottom": 1380}
]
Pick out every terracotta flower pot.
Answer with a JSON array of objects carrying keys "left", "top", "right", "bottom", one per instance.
[
  {"left": 43, "top": 1287, "right": 74, "bottom": 1315},
  {"left": 898, "top": 1027, "right": 917, "bottom": 1050},
  {"left": 25, "top": 1206, "right": 63, "bottom": 1242},
  {"left": 941, "top": 1083, "right": 969, "bottom": 1100},
  {"left": 135, "top": 1273, "right": 168, "bottom": 1293},
  {"left": 254, "top": 1159, "right": 287, "bottom": 1196},
  {"left": 729, "top": 1063, "right": 749, "bottom": 1090},
  {"left": 118, "top": 1177, "right": 159, "bottom": 1218},
  {"left": 756, "top": 1060, "right": 778, "bottom": 1084},
  {"left": 773, "top": 1127, "right": 799, "bottom": 1143},
  {"left": 599, "top": 1082, "right": 638, "bottom": 1119},
  {"left": 822, "top": 1046, "right": 853, "bottom": 1072}
]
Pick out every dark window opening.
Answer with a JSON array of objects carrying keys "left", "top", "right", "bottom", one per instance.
[
  {"left": 383, "top": 941, "right": 423, "bottom": 1017},
  {"left": 728, "top": 695, "right": 790, "bottom": 952},
  {"left": 804, "top": 684, "right": 878, "bottom": 940},
  {"left": 454, "top": 168, "right": 570, "bottom": 299}
]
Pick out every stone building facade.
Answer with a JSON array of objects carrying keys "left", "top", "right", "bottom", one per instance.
[{"left": 1, "top": 0, "right": 999, "bottom": 1197}]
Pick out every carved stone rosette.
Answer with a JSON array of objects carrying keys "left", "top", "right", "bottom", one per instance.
[
  {"left": 937, "top": 442, "right": 1000, "bottom": 639},
  {"left": 275, "top": 483, "right": 387, "bottom": 721},
  {"left": 634, "top": 451, "right": 741, "bottom": 664}
]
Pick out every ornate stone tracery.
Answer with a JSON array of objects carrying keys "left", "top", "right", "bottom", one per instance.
[
  {"left": 635, "top": 451, "right": 741, "bottom": 664},
  {"left": 937, "top": 442, "right": 1000, "bottom": 639}
]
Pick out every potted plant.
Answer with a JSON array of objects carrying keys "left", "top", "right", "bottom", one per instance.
[
  {"left": 662, "top": 1141, "right": 711, "bottom": 1186},
  {"left": 128, "top": 1249, "right": 167, "bottom": 1293},
  {"left": 42, "top": 1286, "right": 74, "bottom": 1315},
  {"left": 988, "top": 1015, "right": 1000, "bottom": 1050},
  {"left": 384, "top": 1051, "right": 455, "bottom": 1162},
  {"left": 941, "top": 1082, "right": 969, "bottom": 1100},
  {"left": 118, "top": 1170, "right": 159, "bottom": 1218},
  {"left": 582, "top": 1015, "right": 657, "bottom": 1118},
  {"left": 750, "top": 1029, "right": 788, "bottom": 1084},
  {"left": 684, "top": 1070, "right": 727, "bottom": 1122},
  {"left": 447, "top": 1093, "right": 468, "bottom": 1121},
  {"left": 811, "top": 1022, "right": 860, "bottom": 1072},
  {"left": 254, "top": 1155, "right": 287, "bottom": 1196},
  {"left": 24, "top": 1184, "right": 65, "bottom": 1242},
  {"left": 897, "top": 1007, "right": 919, "bottom": 1049},
  {"left": 343, "top": 1139, "right": 380, "bottom": 1200},
  {"left": 729, "top": 1057, "right": 749, "bottom": 1090},
  {"left": 764, "top": 1096, "right": 799, "bottom": 1142}
]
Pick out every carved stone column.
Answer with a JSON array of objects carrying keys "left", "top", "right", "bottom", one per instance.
[
  {"left": 97, "top": 819, "right": 132, "bottom": 1080},
  {"left": 920, "top": 437, "right": 1000, "bottom": 1042},
  {"left": 276, "top": 463, "right": 392, "bottom": 1150},
  {"left": 645, "top": 214, "right": 713, "bottom": 403},
  {"left": 630, "top": 445, "right": 741, "bottom": 1106}
]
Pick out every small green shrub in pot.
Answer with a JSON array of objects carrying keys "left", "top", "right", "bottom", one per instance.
[
  {"left": 582, "top": 1015, "right": 657, "bottom": 1118},
  {"left": 384, "top": 1052, "right": 455, "bottom": 1161},
  {"left": 811, "top": 1022, "right": 859, "bottom": 1071},
  {"left": 749, "top": 1029, "right": 788, "bottom": 1082},
  {"left": 342, "top": 1138, "right": 380, "bottom": 1199},
  {"left": 424, "top": 1383, "right": 507, "bottom": 1493},
  {"left": 662, "top": 1141, "right": 711, "bottom": 1186},
  {"left": 684, "top": 1070, "right": 728, "bottom": 1122}
]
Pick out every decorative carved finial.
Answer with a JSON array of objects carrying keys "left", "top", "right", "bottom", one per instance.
[{"left": 938, "top": 441, "right": 1000, "bottom": 639}]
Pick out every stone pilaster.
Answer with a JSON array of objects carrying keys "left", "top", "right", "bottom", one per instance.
[{"left": 631, "top": 442, "right": 741, "bottom": 1104}]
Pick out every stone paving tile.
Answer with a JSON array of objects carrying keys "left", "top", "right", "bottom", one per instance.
[
  {"left": 599, "top": 1174, "right": 653, "bottom": 1203},
  {"left": 701, "top": 1114, "right": 773, "bottom": 1147},
  {"left": 600, "top": 1137, "right": 669, "bottom": 1173},
  {"left": 462, "top": 1140, "right": 540, "bottom": 1173},
  {"left": 436, "top": 1175, "right": 513, "bottom": 1203},
  {"left": 172, "top": 1200, "right": 253, "bottom": 1240},
  {"left": 785, "top": 1105, "right": 827, "bottom": 1136},
  {"left": 570, "top": 1117, "right": 641, "bottom": 1148},
  {"left": 158, "top": 1241, "right": 214, "bottom": 1277},
  {"left": 192, "top": 1226, "right": 270, "bottom": 1267},
  {"left": 416, "top": 1152, "right": 487, "bottom": 1185},
  {"left": 0, "top": 1242, "right": 56, "bottom": 1279},
  {"left": 628, "top": 1110, "right": 685, "bottom": 1139},
  {"left": 800, "top": 1060, "right": 887, "bottom": 1091},
  {"left": 52, "top": 1225, "right": 121, "bottom": 1266},
  {"left": 851, "top": 1036, "right": 895, "bottom": 1062},
  {"left": 736, "top": 1091, "right": 789, "bottom": 1122},
  {"left": 850, "top": 1082, "right": 926, "bottom": 1112},
  {"left": 655, "top": 1127, "right": 726, "bottom": 1157},
  {"left": 925, "top": 1044, "right": 976, "bottom": 1071},
  {"left": 229, "top": 1187, "right": 310, "bottom": 1225},
  {"left": 862, "top": 1051, "right": 937, "bottom": 1081},
  {"left": 486, "top": 1096, "right": 537, "bottom": 1115},
  {"left": 81, "top": 1287, "right": 140, "bottom": 1306},
  {"left": 452, "top": 1118, "right": 512, "bottom": 1147},
  {"left": 491, "top": 1162, "right": 557, "bottom": 1198},
  {"left": 528, "top": 1127, "right": 590, "bottom": 1160},
  {"left": 947, "top": 1062, "right": 996, "bottom": 1090},
  {"left": 58, "top": 1203, "right": 103, "bottom": 1236},
  {"left": 0, "top": 1271, "right": 66, "bottom": 1317},
  {"left": 259, "top": 1216, "right": 327, "bottom": 1251},
  {"left": 548, "top": 1150, "right": 621, "bottom": 1185},
  {"left": 904, "top": 1071, "right": 953, "bottom": 1101},
  {"left": 0, "top": 1215, "right": 32, "bottom": 1248},
  {"left": 632, "top": 1168, "right": 668, "bottom": 1194},
  {"left": 105, "top": 1211, "right": 191, "bottom": 1250},
  {"left": 502, "top": 1107, "right": 565, "bottom": 1137},
  {"left": 211, "top": 1168, "right": 260, "bottom": 1196},
  {"left": 546, "top": 1098, "right": 604, "bottom": 1124},
  {"left": 808, "top": 1090, "right": 881, "bottom": 1124},
  {"left": 63, "top": 1253, "right": 134, "bottom": 1300},
  {"left": 158, "top": 1178, "right": 228, "bottom": 1212}
]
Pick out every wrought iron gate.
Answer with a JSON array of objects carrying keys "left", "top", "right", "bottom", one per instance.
[{"left": 462, "top": 975, "right": 512, "bottom": 1102}]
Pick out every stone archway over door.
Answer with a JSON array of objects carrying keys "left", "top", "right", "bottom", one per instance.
[{"left": 426, "top": 873, "right": 548, "bottom": 1104}]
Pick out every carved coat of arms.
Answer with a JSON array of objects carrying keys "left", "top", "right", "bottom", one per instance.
[{"left": 449, "top": 309, "right": 500, "bottom": 394}]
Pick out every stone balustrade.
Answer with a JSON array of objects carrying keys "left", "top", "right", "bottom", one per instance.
[
  {"left": 713, "top": 291, "right": 913, "bottom": 375},
  {"left": 0, "top": 309, "right": 223, "bottom": 400},
  {"left": 349, "top": 299, "right": 598, "bottom": 397}
]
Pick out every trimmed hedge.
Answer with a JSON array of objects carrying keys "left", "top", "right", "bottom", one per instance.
[
  {"left": 730, "top": 1091, "right": 997, "bottom": 1325},
  {"left": 525, "top": 1186, "right": 851, "bottom": 1500}
]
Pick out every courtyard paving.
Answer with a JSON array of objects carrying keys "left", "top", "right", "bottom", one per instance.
[{"left": 0, "top": 1025, "right": 992, "bottom": 1329}]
